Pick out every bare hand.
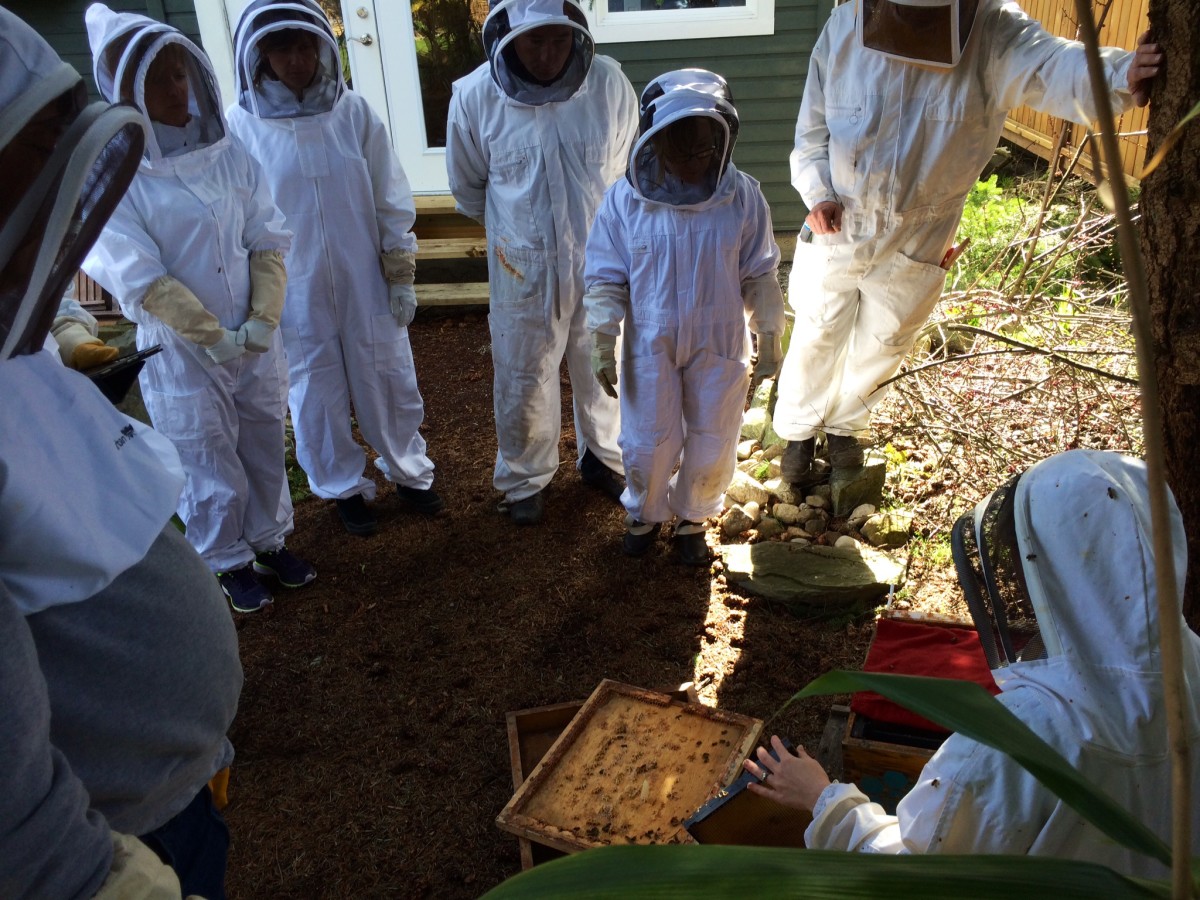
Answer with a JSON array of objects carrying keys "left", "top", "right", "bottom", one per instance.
[
  {"left": 742, "top": 735, "right": 831, "bottom": 813},
  {"left": 1127, "top": 30, "right": 1163, "bottom": 108},
  {"left": 805, "top": 201, "right": 843, "bottom": 235}
]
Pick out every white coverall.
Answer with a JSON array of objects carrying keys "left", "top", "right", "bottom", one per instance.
[
  {"left": 806, "top": 450, "right": 1200, "bottom": 879},
  {"left": 227, "top": 0, "right": 435, "bottom": 501},
  {"left": 82, "top": 6, "right": 296, "bottom": 574},
  {"left": 445, "top": 0, "right": 638, "bottom": 503},
  {"left": 775, "top": 0, "right": 1138, "bottom": 442},
  {"left": 585, "top": 138, "right": 783, "bottom": 523}
]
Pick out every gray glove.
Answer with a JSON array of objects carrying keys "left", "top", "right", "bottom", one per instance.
[
  {"left": 752, "top": 333, "right": 783, "bottom": 384},
  {"left": 237, "top": 318, "right": 274, "bottom": 353},
  {"left": 388, "top": 282, "right": 417, "bottom": 328},
  {"left": 591, "top": 331, "right": 618, "bottom": 399},
  {"left": 206, "top": 328, "right": 246, "bottom": 365}
]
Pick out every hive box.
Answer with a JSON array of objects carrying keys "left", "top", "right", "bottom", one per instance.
[
  {"left": 498, "top": 680, "right": 761, "bottom": 856},
  {"left": 840, "top": 711, "right": 943, "bottom": 814}
]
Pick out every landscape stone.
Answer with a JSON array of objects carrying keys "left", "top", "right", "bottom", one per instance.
[
  {"left": 829, "top": 453, "right": 887, "bottom": 516},
  {"left": 756, "top": 517, "right": 785, "bottom": 540},
  {"left": 720, "top": 505, "right": 755, "bottom": 538},
  {"left": 862, "top": 511, "right": 914, "bottom": 549},
  {"left": 725, "top": 470, "right": 770, "bottom": 506},
  {"left": 741, "top": 407, "right": 768, "bottom": 441},
  {"left": 773, "top": 502, "right": 802, "bottom": 525},
  {"left": 737, "top": 439, "right": 758, "bottom": 460},
  {"left": 719, "top": 541, "right": 905, "bottom": 610}
]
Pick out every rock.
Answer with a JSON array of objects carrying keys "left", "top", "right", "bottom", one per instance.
[
  {"left": 789, "top": 537, "right": 811, "bottom": 546},
  {"left": 741, "top": 407, "right": 768, "bottom": 441},
  {"left": 786, "top": 526, "right": 808, "bottom": 539},
  {"left": 834, "top": 534, "right": 860, "bottom": 550},
  {"left": 737, "top": 439, "right": 758, "bottom": 461},
  {"left": 773, "top": 502, "right": 802, "bottom": 525},
  {"left": 803, "top": 518, "right": 824, "bottom": 536},
  {"left": 761, "top": 440, "right": 785, "bottom": 461},
  {"left": 862, "top": 511, "right": 914, "bottom": 549},
  {"left": 847, "top": 503, "right": 877, "bottom": 530},
  {"left": 749, "top": 378, "right": 774, "bottom": 409},
  {"left": 718, "top": 541, "right": 905, "bottom": 611},
  {"left": 720, "top": 505, "right": 755, "bottom": 538},
  {"left": 804, "top": 494, "right": 828, "bottom": 510},
  {"left": 763, "top": 478, "right": 799, "bottom": 504},
  {"left": 829, "top": 452, "right": 887, "bottom": 516},
  {"left": 742, "top": 501, "right": 762, "bottom": 523},
  {"left": 737, "top": 457, "right": 761, "bottom": 476},
  {"left": 725, "top": 470, "right": 770, "bottom": 507},
  {"left": 756, "top": 517, "right": 785, "bottom": 540}
]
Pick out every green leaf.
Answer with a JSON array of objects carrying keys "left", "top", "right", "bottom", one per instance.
[
  {"left": 482, "top": 845, "right": 1168, "bottom": 899},
  {"left": 788, "top": 672, "right": 1172, "bottom": 867}
]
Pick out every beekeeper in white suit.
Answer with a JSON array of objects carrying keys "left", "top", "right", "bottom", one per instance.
[
  {"left": 744, "top": 449, "right": 1200, "bottom": 878},
  {"left": 446, "top": 0, "right": 638, "bottom": 526},
  {"left": 584, "top": 70, "right": 785, "bottom": 565},
  {"left": 774, "top": 0, "right": 1164, "bottom": 484},
  {"left": 1, "top": 8, "right": 242, "bottom": 895},
  {"left": 82, "top": 2, "right": 316, "bottom": 614},
  {"left": 226, "top": 0, "right": 441, "bottom": 539}
]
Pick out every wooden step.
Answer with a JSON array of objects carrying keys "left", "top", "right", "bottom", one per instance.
[
  {"left": 417, "top": 237, "right": 488, "bottom": 260},
  {"left": 415, "top": 281, "right": 489, "bottom": 307}
]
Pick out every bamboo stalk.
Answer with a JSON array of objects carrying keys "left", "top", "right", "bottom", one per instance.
[{"left": 1071, "top": 3, "right": 1193, "bottom": 896}]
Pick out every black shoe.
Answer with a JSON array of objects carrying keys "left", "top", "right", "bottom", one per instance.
[
  {"left": 622, "top": 520, "right": 661, "bottom": 557},
  {"left": 674, "top": 521, "right": 711, "bottom": 567},
  {"left": 217, "top": 565, "right": 273, "bottom": 613},
  {"left": 781, "top": 438, "right": 816, "bottom": 483},
  {"left": 253, "top": 547, "right": 317, "bottom": 588},
  {"left": 336, "top": 494, "right": 377, "bottom": 536},
  {"left": 579, "top": 448, "right": 625, "bottom": 502},
  {"left": 396, "top": 483, "right": 445, "bottom": 516},
  {"left": 509, "top": 491, "right": 545, "bottom": 526},
  {"left": 827, "top": 434, "right": 865, "bottom": 469}
]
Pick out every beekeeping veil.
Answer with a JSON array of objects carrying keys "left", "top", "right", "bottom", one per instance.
[
  {"left": 0, "top": 7, "right": 145, "bottom": 361},
  {"left": 483, "top": 0, "right": 594, "bottom": 105},
  {"left": 233, "top": 0, "right": 344, "bottom": 118},
  {"left": 628, "top": 68, "right": 739, "bottom": 207},
  {"left": 858, "top": 0, "right": 980, "bottom": 69}
]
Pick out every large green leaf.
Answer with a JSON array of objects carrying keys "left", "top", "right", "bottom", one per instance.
[
  {"left": 482, "top": 845, "right": 1169, "bottom": 899},
  {"left": 790, "top": 671, "right": 1172, "bottom": 867}
]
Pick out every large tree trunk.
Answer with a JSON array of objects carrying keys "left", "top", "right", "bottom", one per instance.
[{"left": 1142, "top": 0, "right": 1200, "bottom": 631}]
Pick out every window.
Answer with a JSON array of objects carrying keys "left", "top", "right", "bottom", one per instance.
[{"left": 584, "top": 0, "right": 774, "bottom": 43}]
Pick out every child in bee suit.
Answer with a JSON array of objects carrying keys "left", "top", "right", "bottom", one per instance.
[
  {"left": 583, "top": 70, "right": 785, "bottom": 565},
  {"left": 82, "top": 3, "right": 315, "bottom": 614},
  {"left": 225, "top": 0, "right": 441, "bottom": 539}
]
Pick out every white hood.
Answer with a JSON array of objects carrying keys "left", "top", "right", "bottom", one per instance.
[
  {"left": 482, "top": 0, "right": 594, "bottom": 106},
  {"left": 233, "top": 0, "right": 344, "bottom": 119}
]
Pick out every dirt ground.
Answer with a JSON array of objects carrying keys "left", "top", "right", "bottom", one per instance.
[{"left": 221, "top": 306, "right": 897, "bottom": 898}]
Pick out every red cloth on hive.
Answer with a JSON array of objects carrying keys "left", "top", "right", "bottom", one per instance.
[{"left": 850, "top": 617, "right": 1000, "bottom": 734}]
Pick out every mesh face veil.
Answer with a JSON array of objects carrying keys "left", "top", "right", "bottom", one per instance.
[
  {"left": 483, "top": 0, "right": 595, "bottom": 105},
  {"left": 0, "top": 12, "right": 146, "bottom": 361},
  {"left": 234, "top": 0, "right": 344, "bottom": 118},
  {"left": 951, "top": 473, "right": 1046, "bottom": 669},
  {"left": 858, "top": 0, "right": 981, "bottom": 68},
  {"left": 628, "top": 69, "right": 739, "bottom": 206}
]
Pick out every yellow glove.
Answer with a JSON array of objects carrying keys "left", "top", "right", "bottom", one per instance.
[
  {"left": 247, "top": 250, "right": 286, "bottom": 333},
  {"left": 141, "top": 276, "right": 224, "bottom": 348},
  {"left": 72, "top": 340, "right": 120, "bottom": 370},
  {"left": 52, "top": 319, "right": 119, "bottom": 370}
]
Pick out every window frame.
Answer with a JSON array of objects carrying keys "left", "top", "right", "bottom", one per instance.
[{"left": 582, "top": 0, "right": 775, "bottom": 44}]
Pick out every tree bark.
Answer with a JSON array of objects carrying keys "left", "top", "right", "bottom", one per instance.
[{"left": 1142, "top": 0, "right": 1200, "bottom": 631}]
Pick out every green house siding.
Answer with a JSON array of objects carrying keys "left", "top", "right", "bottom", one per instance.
[
  {"left": 7, "top": 0, "right": 204, "bottom": 103},
  {"left": 598, "top": 0, "right": 832, "bottom": 231}
]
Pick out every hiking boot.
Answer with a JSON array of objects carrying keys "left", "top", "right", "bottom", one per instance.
[
  {"left": 827, "top": 434, "right": 865, "bottom": 469},
  {"left": 253, "top": 547, "right": 317, "bottom": 589},
  {"left": 674, "top": 521, "right": 712, "bottom": 567},
  {"left": 781, "top": 437, "right": 816, "bottom": 483},
  {"left": 622, "top": 519, "right": 661, "bottom": 557},
  {"left": 217, "top": 565, "right": 273, "bottom": 614},
  {"left": 396, "top": 483, "right": 446, "bottom": 516},
  {"left": 509, "top": 491, "right": 545, "bottom": 526},
  {"left": 336, "top": 494, "right": 377, "bottom": 537},
  {"left": 580, "top": 447, "right": 625, "bottom": 502}
]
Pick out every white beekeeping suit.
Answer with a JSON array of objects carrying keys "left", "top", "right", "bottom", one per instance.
[
  {"left": 226, "top": 0, "right": 437, "bottom": 520},
  {"left": 805, "top": 450, "right": 1200, "bottom": 879},
  {"left": 82, "top": 3, "right": 296, "bottom": 575},
  {"left": 584, "top": 70, "right": 784, "bottom": 534},
  {"left": 445, "top": 0, "right": 638, "bottom": 521},
  {"left": 774, "top": 0, "right": 1139, "bottom": 456}
]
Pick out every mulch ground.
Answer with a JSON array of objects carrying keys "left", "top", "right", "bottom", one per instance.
[{"left": 222, "top": 307, "right": 876, "bottom": 898}]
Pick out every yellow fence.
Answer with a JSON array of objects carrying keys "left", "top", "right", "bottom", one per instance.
[{"left": 1002, "top": 0, "right": 1150, "bottom": 182}]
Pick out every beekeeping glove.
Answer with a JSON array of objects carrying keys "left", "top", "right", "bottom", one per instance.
[
  {"left": 741, "top": 272, "right": 786, "bottom": 337},
  {"left": 388, "top": 282, "right": 417, "bottom": 328},
  {"left": 380, "top": 247, "right": 417, "bottom": 327},
  {"left": 53, "top": 319, "right": 119, "bottom": 369},
  {"left": 243, "top": 250, "right": 286, "bottom": 351},
  {"left": 752, "top": 332, "right": 783, "bottom": 385},
  {"left": 591, "top": 331, "right": 618, "bottom": 399},
  {"left": 205, "top": 329, "right": 246, "bottom": 365},
  {"left": 94, "top": 832, "right": 184, "bottom": 900},
  {"left": 141, "top": 276, "right": 223, "bottom": 348}
]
